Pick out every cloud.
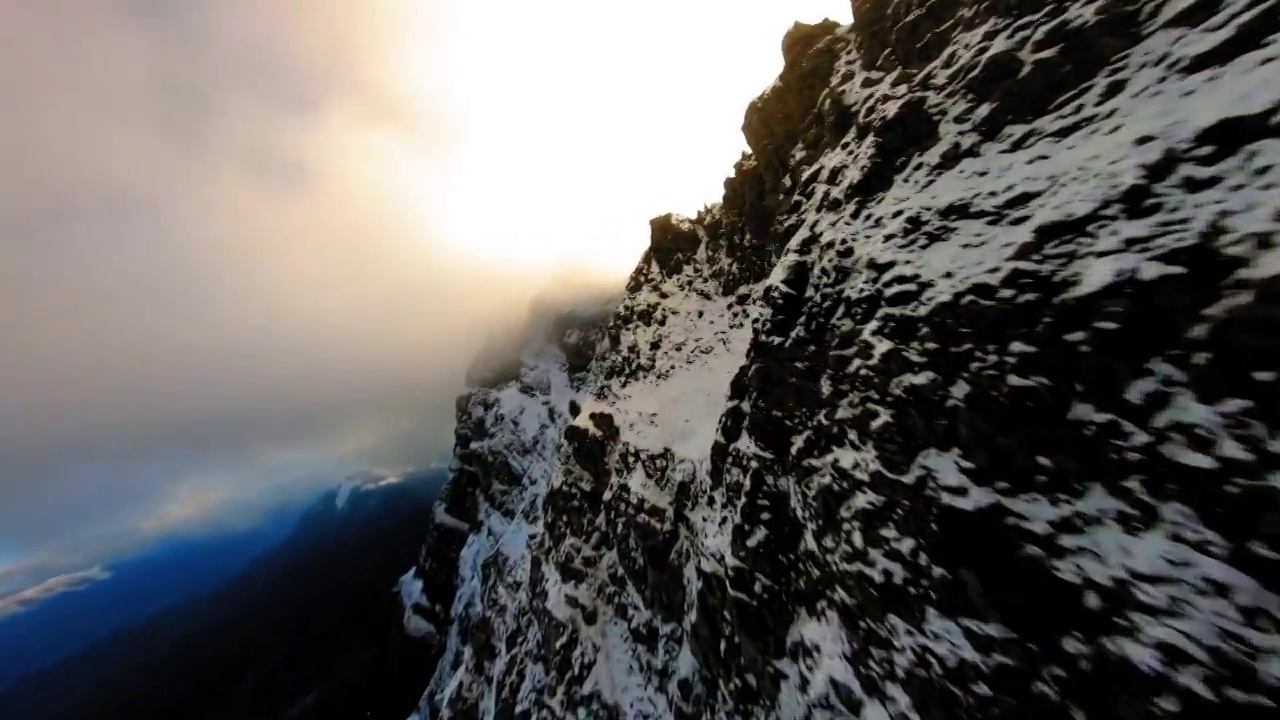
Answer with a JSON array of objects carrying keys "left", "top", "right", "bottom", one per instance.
[
  {"left": 0, "top": 0, "right": 548, "bottom": 558},
  {"left": 0, "top": 566, "right": 113, "bottom": 621}
]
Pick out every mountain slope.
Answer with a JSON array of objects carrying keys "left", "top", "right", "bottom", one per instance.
[
  {"left": 402, "top": 1, "right": 1280, "bottom": 718},
  {"left": 0, "top": 503, "right": 303, "bottom": 690},
  {"left": 0, "top": 470, "right": 444, "bottom": 720}
]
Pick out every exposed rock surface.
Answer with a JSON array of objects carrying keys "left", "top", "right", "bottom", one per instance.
[{"left": 402, "top": 1, "right": 1280, "bottom": 717}]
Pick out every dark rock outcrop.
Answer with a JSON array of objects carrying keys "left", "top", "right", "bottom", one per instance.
[{"left": 647, "top": 213, "right": 703, "bottom": 277}]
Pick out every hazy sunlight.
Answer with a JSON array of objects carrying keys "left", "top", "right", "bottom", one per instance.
[{"left": 383, "top": 0, "right": 851, "bottom": 276}]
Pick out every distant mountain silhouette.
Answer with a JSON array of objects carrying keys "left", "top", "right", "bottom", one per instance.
[
  {"left": 0, "top": 502, "right": 305, "bottom": 690},
  {"left": 0, "top": 468, "right": 445, "bottom": 720}
]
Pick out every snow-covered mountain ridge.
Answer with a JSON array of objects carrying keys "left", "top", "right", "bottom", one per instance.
[{"left": 401, "top": 1, "right": 1280, "bottom": 717}]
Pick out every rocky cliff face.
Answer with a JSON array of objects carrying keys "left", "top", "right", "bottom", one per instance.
[{"left": 401, "top": 1, "right": 1280, "bottom": 717}]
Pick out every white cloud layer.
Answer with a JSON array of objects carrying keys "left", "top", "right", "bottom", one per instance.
[{"left": 0, "top": 566, "right": 113, "bottom": 620}]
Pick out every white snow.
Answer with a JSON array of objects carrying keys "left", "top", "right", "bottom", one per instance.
[
  {"left": 911, "top": 448, "right": 998, "bottom": 510},
  {"left": 574, "top": 290, "right": 752, "bottom": 460},
  {"left": 775, "top": 610, "right": 867, "bottom": 719},
  {"left": 397, "top": 569, "right": 437, "bottom": 640},
  {"left": 583, "top": 618, "right": 673, "bottom": 719},
  {"left": 334, "top": 481, "right": 355, "bottom": 510}
]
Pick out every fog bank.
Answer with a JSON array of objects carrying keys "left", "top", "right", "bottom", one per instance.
[{"left": 0, "top": 1, "right": 547, "bottom": 563}]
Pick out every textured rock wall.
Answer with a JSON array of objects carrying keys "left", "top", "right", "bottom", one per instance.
[{"left": 404, "top": 1, "right": 1280, "bottom": 717}]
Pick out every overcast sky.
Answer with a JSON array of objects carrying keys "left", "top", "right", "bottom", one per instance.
[
  {"left": 0, "top": 0, "right": 532, "bottom": 575},
  {"left": 0, "top": 0, "right": 848, "bottom": 594}
]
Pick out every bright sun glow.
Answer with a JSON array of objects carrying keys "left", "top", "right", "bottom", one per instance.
[{"left": 378, "top": 0, "right": 851, "bottom": 277}]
